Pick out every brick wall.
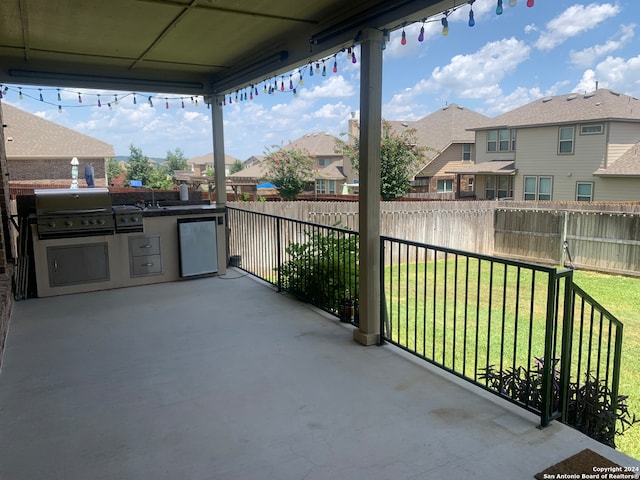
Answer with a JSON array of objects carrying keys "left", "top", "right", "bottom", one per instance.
[{"left": 9, "top": 157, "right": 107, "bottom": 183}]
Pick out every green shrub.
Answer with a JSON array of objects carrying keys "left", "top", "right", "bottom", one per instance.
[
  {"left": 479, "top": 358, "right": 638, "bottom": 448},
  {"left": 277, "top": 228, "right": 358, "bottom": 314}
]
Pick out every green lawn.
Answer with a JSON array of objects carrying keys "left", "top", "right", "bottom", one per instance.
[{"left": 382, "top": 258, "right": 639, "bottom": 459}]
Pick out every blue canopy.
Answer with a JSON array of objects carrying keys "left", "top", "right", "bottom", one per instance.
[{"left": 257, "top": 182, "right": 276, "bottom": 189}]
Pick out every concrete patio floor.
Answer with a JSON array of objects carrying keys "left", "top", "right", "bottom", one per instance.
[{"left": 1, "top": 270, "right": 639, "bottom": 480}]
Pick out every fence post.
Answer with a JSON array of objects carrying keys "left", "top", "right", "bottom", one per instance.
[{"left": 540, "top": 270, "right": 558, "bottom": 428}]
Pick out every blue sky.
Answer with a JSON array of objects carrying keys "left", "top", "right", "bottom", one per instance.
[{"left": 2, "top": 0, "right": 639, "bottom": 161}]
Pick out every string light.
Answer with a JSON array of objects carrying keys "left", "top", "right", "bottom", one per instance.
[
  {"left": 0, "top": 0, "right": 533, "bottom": 111},
  {"left": 441, "top": 15, "right": 449, "bottom": 36},
  {"left": 468, "top": 1, "right": 475, "bottom": 27}
]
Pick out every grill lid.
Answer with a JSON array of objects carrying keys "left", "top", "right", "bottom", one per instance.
[{"left": 35, "top": 188, "right": 112, "bottom": 215}]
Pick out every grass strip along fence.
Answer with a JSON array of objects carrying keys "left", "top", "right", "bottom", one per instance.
[{"left": 228, "top": 207, "right": 635, "bottom": 448}]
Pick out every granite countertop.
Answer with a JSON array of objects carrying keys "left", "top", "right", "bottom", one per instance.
[{"left": 141, "top": 204, "right": 226, "bottom": 217}]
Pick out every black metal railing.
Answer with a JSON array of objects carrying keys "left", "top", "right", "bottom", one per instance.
[
  {"left": 227, "top": 208, "right": 624, "bottom": 431},
  {"left": 380, "top": 235, "right": 623, "bottom": 429},
  {"left": 228, "top": 207, "right": 359, "bottom": 323}
]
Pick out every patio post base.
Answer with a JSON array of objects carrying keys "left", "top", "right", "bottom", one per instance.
[{"left": 353, "top": 329, "right": 379, "bottom": 346}]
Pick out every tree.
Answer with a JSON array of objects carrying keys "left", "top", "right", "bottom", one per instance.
[
  {"left": 165, "top": 148, "right": 188, "bottom": 172},
  {"left": 230, "top": 159, "right": 244, "bottom": 174},
  {"left": 335, "top": 120, "right": 429, "bottom": 201},
  {"left": 125, "top": 144, "right": 153, "bottom": 186},
  {"left": 106, "top": 157, "right": 123, "bottom": 184},
  {"left": 264, "top": 146, "right": 314, "bottom": 200}
]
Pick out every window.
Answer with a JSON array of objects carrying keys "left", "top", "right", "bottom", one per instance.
[
  {"left": 487, "top": 129, "right": 516, "bottom": 152},
  {"left": 524, "top": 176, "right": 553, "bottom": 200},
  {"left": 580, "top": 124, "right": 603, "bottom": 135},
  {"left": 558, "top": 127, "right": 574, "bottom": 154},
  {"left": 576, "top": 182, "right": 594, "bottom": 201},
  {"left": 463, "top": 143, "right": 472, "bottom": 161},
  {"left": 437, "top": 179, "right": 453, "bottom": 193},
  {"left": 485, "top": 175, "right": 512, "bottom": 199},
  {"left": 317, "top": 158, "right": 332, "bottom": 167},
  {"left": 316, "top": 179, "right": 336, "bottom": 194},
  {"left": 467, "top": 177, "right": 474, "bottom": 191}
]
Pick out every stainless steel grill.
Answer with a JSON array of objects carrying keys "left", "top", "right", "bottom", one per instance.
[
  {"left": 112, "top": 205, "right": 144, "bottom": 233},
  {"left": 35, "top": 188, "right": 115, "bottom": 239}
]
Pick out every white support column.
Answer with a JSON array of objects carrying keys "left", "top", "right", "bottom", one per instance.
[
  {"left": 210, "top": 95, "right": 227, "bottom": 275},
  {"left": 211, "top": 96, "right": 227, "bottom": 207},
  {"left": 354, "top": 28, "right": 383, "bottom": 346}
]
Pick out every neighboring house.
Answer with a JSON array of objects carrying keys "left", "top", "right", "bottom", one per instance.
[
  {"left": 2, "top": 103, "right": 113, "bottom": 187},
  {"left": 229, "top": 132, "right": 348, "bottom": 195},
  {"left": 389, "top": 104, "right": 489, "bottom": 197},
  {"left": 283, "top": 132, "right": 346, "bottom": 194},
  {"left": 187, "top": 152, "right": 240, "bottom": 177},
  {"left": 464, "top": 89, "right": 640, "bottom": 201}
]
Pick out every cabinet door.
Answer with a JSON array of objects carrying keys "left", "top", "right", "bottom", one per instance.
[{"left": 47, "top": 243, "right": 109, "bottom": 287}]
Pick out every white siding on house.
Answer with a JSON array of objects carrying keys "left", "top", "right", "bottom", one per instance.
[
  {"left": 607, "top": 122, "right": 640, "bottom": 165},
  {"left": 511, "top": 126, "right": 607, "bottom": 201},
  {"left": 595, "top": 177, "right": 640, "bottom": 201}
]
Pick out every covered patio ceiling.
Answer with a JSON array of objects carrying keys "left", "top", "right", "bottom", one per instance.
[{"left": 0, "top": 0, "right": 452, "bottom": 96}]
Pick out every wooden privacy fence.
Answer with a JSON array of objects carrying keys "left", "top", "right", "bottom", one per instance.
[{"left": 229, "top": 201, "right": 640, "bottom": 277}]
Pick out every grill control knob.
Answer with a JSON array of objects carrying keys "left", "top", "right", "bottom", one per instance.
[
  {"left": 90, "top": 219, "right": 96, "bottom": 225},
  {"left": 81, "top": 219, "right": 89, "bottom": 225},
  {"left": 97, "top": 219, "right": 105, "bottom": 225},
  {"left": 48, "top": 221, "right": 56, "bottom": 228},
  {"left": 132, "top": 217, "right": 139, "bottom": 222},
  {"left": 120, "top": 217, "right": 127, "bottom": 223},
  {"left": 65, "top": 220, "right": 73, "bottom": 227}
]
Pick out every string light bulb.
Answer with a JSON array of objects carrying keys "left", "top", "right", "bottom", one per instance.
[
  {"left": 97, "top": 94, "right": 102, "bottom": 107},
  {"left": 418, "top": 23, "right": 425, "bottom": 42},
  {"left": 39, "top": 89, "right": 43, "bottom": 101},
  {"left": 322, "top": 60, "right": 326, "bottom": 76},
  {"left": 148, "top": 96, "right": 153, "bottom": 107},
  {"left": 309, "top": 61, "right": 314, "bottom": 77},
  {"left": 133, "top": 93, "right": 137, "bottom": 105},
  {"left": 526, "top": 0, "right": 534, "bottom": 6},
  {"left": 57, "top": 89, "right": 61, "bottom": 101},
  {"left": 19, "top": 88, "right": 23, "bottom": 100},
  {"left": 351, "top": 48, "right": 357, "bottom": 64},
  {"left": 468, "top": 6, "right": 475, "bottom": 27},
  {"left": 165, "top": 98, "right": 169, "bottom": 109},
  {"left": 333, "top": 56, "right": 338, "bottom": 73},
  {"left": 509, "top": 0, "right": 517, "bottom": 6},
  {"left": 441, "top": 16, "right": 449, "bottom": 36},
  {"left": 496, "top": 0, "right": 503, "bottom": 15},
  {"left": 78, "top": 92, "right": 82, "bottom": 103},
  {"left": 401, "top": 27, "right": 407, "bottom": 45},
  {"left": 114, "top": 95, "right": 119, "bottom": 105}
]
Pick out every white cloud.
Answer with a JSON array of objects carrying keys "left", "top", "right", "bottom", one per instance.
[
  {"left": 574, "top": 54, "right": 640, "bottom": 96},
  {"left": 569, "top": 24, "right": 634, "bottom": 67},
  {"left": 299, "top": 75, "right": 356, "bottom": 100},
  {"left": 535, "top": 3, "right": 621, "bottom": 51}
]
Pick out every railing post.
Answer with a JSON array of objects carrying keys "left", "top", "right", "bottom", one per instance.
[
  {"left": 540, "top": 270, "right": 558, "bottom": 428},
  {"left": 558, "top": 270, "right": 574, "bottom": 423},
  {"left": 379, "top": 238, "right": 385, "bottom": 345},
  {"left": 276, "top": 216, "right": 282, "bottom": 292}
]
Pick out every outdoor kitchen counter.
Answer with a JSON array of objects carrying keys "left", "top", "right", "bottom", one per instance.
[{"left": 30, "top": 205, "right": 228, "bottom": 298}]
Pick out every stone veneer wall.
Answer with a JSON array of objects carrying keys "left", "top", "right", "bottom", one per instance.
[{"left": 0, "top": 100, "right": 14, "bottom": 364}]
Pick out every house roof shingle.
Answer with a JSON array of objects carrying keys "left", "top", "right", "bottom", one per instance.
[
  {"left": 594, "top": 142, "right": 640, "bottom": 177},
  {"left": 389, "top": 104, "right": 489, "bottom": 152},
  {"left": 280, "top": 132, "right": 341, "bottom": 157},
  {"left": 471, "top": 89, "right": 640, "bottom": 130},
  {"left": 2, "top": 103, "right": 114, "bottom": 158}
]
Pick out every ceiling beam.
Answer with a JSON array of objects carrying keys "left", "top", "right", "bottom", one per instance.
[
  {"left": 136, "top": 0, "right": 319, "bottom": 24},
  {"left": 18, "top": 0, "right": 31, "bottom": 61}
]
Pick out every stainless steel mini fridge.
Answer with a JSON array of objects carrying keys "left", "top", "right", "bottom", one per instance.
[{"left": 177, "top": 217, "right": 218, "bottom": 277}]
